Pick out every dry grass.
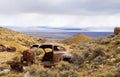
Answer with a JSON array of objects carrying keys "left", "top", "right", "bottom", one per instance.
[
  {"left": 0, "top": 27, "right": 46, "bottom": 47},
  {"left": 0, "top": 27, "right": 120, "bottom": 77},
  {"left": 62, "top": 33, "right": 93, "bottom": 45},
  {"left": 0, "top": 40, "right": 27, "bottom": 51}
]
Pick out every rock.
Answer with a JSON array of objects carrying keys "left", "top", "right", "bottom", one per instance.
[
  {"left": 114, "top": 27, "right": 120, "bottom": 35},
  {"left": 0, "top": 69, "right": 10, "bottom": 75},
  {"left": 6, "top": 46, "right": 16, "bottom": 52},
  {"left": 24, "top": 71, "right": 30, "bottom": 77}
]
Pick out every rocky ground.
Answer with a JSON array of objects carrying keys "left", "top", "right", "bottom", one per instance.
[{"left": 0, "top": 27, "right": 120, "bottom": 77}]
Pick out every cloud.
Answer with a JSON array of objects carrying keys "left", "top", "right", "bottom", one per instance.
[
  {"left": 0, "top": 13, "right": 120, "bottom": 28},
  {"left": 0, "top": 0, "right": 120, "bottom": 29},
  {"left": 0, "top": 0, "right": 120, "bottom": 15}
]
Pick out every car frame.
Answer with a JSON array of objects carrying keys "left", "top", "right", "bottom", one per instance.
[{"left": 31, "top": 43, "right": 73, "bottom": 66}]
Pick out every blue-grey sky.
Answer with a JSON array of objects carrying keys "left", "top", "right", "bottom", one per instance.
[{"left": 0, "top": 0, "right": 120, "bottom": 29}]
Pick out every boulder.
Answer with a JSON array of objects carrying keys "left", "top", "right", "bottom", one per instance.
[
  {"left": 24, "top": 71, "right": 30, "bottom": 77},
  {"left": 0, "top": 69, "right": 10, "bottom": 75},
  {"left": 6, "top": 46, "right": 16, "bottom": 52},
  {"left": 114, "top": 27, "right": 120, "bottom": 35}
]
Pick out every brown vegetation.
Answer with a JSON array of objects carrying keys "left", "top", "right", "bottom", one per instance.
[
  {"left": 0, "top": 27, "right": 46, "bottom": 47},
  {"left": 70, "top": 34, "right": 120, "bottom": 77},
  {"left": 62, "top": 33, "right": 93, "bottom": 45},
  {"left": 0, "top": 27, "right": 120, "bottom": 77}
]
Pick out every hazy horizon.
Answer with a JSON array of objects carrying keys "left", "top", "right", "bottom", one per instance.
[{"left": 1, "top": 25, "right": 113, "bottom": 32}]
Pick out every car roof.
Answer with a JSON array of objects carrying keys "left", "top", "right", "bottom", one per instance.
[{"left": 32, "top": 43, "right": 65, "bottom": 47}]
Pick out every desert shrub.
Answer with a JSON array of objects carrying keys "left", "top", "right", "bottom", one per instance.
[
  {"left": 107, "top": 34, "right": 115, "bottom": 38},
  {"left": 0, "top": 67, "right": 6, "bottom": 71},
  {"left": 71, "top": 52, "right": 84, "bottom": 65},
  {"left": 114, "top": 40, "right": 120, "bottom": 45},
  {"left": 0, "top": 44, "right": 6, "bottom": 51},
  {"left": 116, "top": 47, "right": 120, "bottom": 54},
  {"left": 81, "top": 51, "right": 90, "bottom": 59},
  {"left": 114, "top": 67, "right": 120, "bottom": 77},
  {"left": 2, "top": 71, "right": 24, "bottom": 77},
  {"left": 0, "top": 66, "right": 10, "bottom": 76},
  {"left": 77, "top": 43, "right": 93, "bottom": 49},
  {"left": 93, "top": 56, "right": 106, "bottom": 65},
  {"left": 36, "top": 68, "right": 58, "bottom": 77},
  {"left": 93, "top": 47, "right": 105, "bottom": 56},
  {"left": 56, "top": 61, "right": 79, "bottom": 77},
  {"left": 106, "top": 68, "right": 120, "bottom": 77},
  {"left": 25, "top": 65, "right": 58, "bottom": 77},
  {"left": 59, "top": 70, "right": 78, "bottom": 77},
  {"left": 106, "top": 73, "right": 116, "bottom": 77},
  {"left": 69, "top": 44, "right": 77, "bottom": 49},
  {"left": 115, "top": 58, "right": 120, "bottom": 63},
  {"left": 77, "top": 44, "right": 85, "bottom": 50},
  {"left": 88, "top": 46, "right": 105, "bottom": 61},
  {"left": 99, "top": 38, "right": 111, "bottom": 44},
  {"left": 23, "top": 62, "right": 79, "bottom": 77},
  {"left": 56, "top": 61, "right": 72, "bottom": 71},
  {"left": 71, "top": 45, "right": 106, "bottom": 66}
]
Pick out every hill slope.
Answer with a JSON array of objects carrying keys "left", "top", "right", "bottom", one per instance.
[
  {"left": 0, "top": 27, "right": 48, "bottom": 69},
  {"left": 0, "top": 27, "right": 120, "bottom": 77},
  {"left": 70, "top": 34, "right": 120, "bottom": 76},
  {"left": 62, "top": 33, "right": 93, "bottom": 45},
  {"left": 0, "top": 27, "right": 46, "bottom": 47}
]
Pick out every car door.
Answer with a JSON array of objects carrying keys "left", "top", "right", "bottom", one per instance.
[{"left": 53, "top": 45, "right": 67, "bottom": 63}]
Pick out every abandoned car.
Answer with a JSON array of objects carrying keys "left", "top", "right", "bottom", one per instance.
[{"left": 30, "top": 43, "right": 73, "bottom": 66}]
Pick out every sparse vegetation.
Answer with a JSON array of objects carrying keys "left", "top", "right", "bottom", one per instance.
[
  {"left": 0, "top": 27, "right": 46, "bottom": 47},
  {"left": 62, "top": 33, "right": 93, "bottom": 45},
  {"left": 0, "top": 27, "right": 120, "bottom": 77}
]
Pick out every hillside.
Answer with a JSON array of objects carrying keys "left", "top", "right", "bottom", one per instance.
[
  {"left": 70, "top": 34, "right": 120, "bottom": 76},
  {"left": 0, "top": 27, "right": 48, "bottom": 71},
  {"left": 0, "top": 27, "right": 120, "bottom": 77},
  {"left": 0, "top": 27, "right": 47, "bottom": 47},
  {"left": 62, "top": 33, "right": 93, "bottom": 45}
]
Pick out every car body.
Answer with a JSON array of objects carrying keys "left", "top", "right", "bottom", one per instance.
[{"left": 31, "top": 43, "right": 73, "bottom": 66}]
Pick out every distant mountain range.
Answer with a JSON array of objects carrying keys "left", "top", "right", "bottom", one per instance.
[
  {"left": 3, "top": 26, "right": 83, "bottom": 32},
  {"left": 3, "top": 26, "right": 113, "bottom": 32}
]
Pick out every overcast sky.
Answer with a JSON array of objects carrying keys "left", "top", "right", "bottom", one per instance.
[{"left": 0, "top": 0, "right": 120, "bottom": 29}]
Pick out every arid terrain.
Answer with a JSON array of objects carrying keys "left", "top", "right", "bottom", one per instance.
[{"left": 0, "top": 27, "right": 120, "bottom": 77}]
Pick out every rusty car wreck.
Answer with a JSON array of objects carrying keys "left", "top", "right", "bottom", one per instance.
[
  {"left": 10, "top": 43, "right": 73, "bottom": 71},
  {"left": 30, "top": 43, "right": 73, "bottom": 66}
]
